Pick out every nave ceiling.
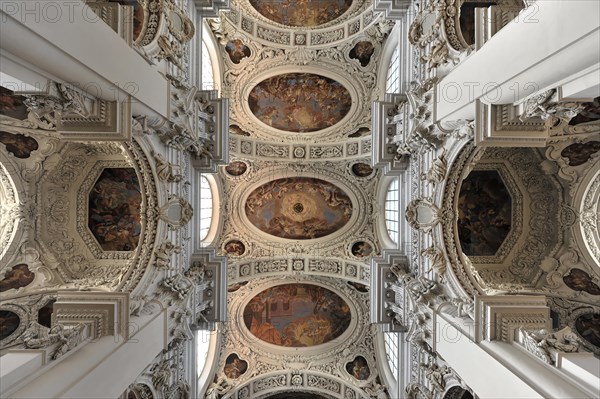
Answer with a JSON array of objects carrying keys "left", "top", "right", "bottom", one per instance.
[{"left": 0, "top": 0, "right": 600, "bottom": 398}]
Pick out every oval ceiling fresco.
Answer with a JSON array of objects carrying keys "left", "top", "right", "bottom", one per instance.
[
  {"left": 243, "top": 284, "right": 351, "bottom": 347},
  {"left": 249, "top": 0, "right": 353, "bottom": 27},
  {"left": 245, "top": 177, "right": 352, "bottom": 239},
  {"left": 248, "top": 73, "right": 352, "bottom": 133}
]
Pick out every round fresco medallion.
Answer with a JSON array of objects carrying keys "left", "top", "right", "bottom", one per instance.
[
  {"left": 0, "top": 264, "right": 35, "bottom": 292},
  {"left": 225, "top": 39, "right": 251, "bottom": 64},
  {"left": 249, "top": 0, "right": 352, "bottom": 27},
  {"left": 568, "top": 97, "right": 600, "bottom": 125},
  {"left": 563, "top": 268, "right": 600, "bottom": 295},
  {"left": 346, "top": 356, "right": 371, "bottom": 380},
  {"left": 0, "top": 131, "right": 39, "bottom": 159},
  {"left": 243, "top": 284, "right": 351, "bottom": 347},
  {"left": 575, "top": 313, "right": 600, "bottom": 348},
  {"left": 0, "top": 310, "right": 20, "bottom": 341},
  {"left": 349, "top": 41, "right": 375, "bottom": 67},
  {"left": 352, "top": 162, "right": 373, "bottom": 177},
  {"left": 225, "top": 161, "right": 248, "bottom": 176},
  {"left": 224, "top": 240, "right": 245, "bottom": 256},
  {"left": 245, "top": 177, "right": 353, "bottom": 240},
  {"left": 248, "top": 73, "right": 352, "bottom": 133},
  {"left": 351, "top": 241, "right": 373, "bottom": 258},
  {"left": 224, "top": 353, "right": 248, "bottom": 379},
  {"left": 560, "top": 141, "right": 600, "bottom": 166}
]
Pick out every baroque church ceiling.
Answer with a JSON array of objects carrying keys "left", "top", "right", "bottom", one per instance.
[
  {"left": 208, "top": 0, "right": 394, "bottom": 397},
  {"left": 1, "top": 1, "right": 600, "bottom": 398}
]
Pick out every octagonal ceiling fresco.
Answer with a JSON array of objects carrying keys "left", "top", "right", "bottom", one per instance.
[
  {"left": 88, "top": 168, "right": 142, "bottom": 251},
  {"left": 249, "top": 0, "right": 353, "bottom": 27},
  {"left": 245, "top": 177, "right": 352, "bottom": 239},
  {"left": 248, "top": 73, "right": 352, "bottom": 133},
  {"left": 243, "top": 284, "right": 351, "bottom": 347},
  {"left": 457, "top": 170, "right": 512, "bottom": 256}
]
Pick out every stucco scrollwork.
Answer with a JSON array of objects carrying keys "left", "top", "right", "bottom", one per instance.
[{"left": 405, "top": 198, "right": 442, "bottom": 234}]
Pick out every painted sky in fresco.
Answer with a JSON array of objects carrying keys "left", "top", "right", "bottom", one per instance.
[
  {"left": 249, "top": 0, "right": 352, "bottom": 27},
  {"left": 248, "top": 73, "right": 352, "bottom": 133},
  {"left": 245, "top": 177, "right": 352, "bottom": 239}
]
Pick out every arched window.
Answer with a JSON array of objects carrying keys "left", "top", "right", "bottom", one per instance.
[
  {"left": 385, "top": 178, "right": 399, "bottom": 244},
  {"left": 199, "top": 175, "right": 213, "bottom": 241},
  {"left": 384, "top": 332, "right": 400, "bottom": 381},
  {"left": 386, "top": 47, "right": 400, "bottom": 94},
  {"left": 201, "top": 40, "right": 214, "bottom": 90}
]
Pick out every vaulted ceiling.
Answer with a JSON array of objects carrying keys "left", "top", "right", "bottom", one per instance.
[{"left": 207, "top": 0, "right": 393, "bottom": 397}]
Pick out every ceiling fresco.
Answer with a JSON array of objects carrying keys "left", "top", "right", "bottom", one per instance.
[
  {"left": 248, "top": 0, "right": 353, "bottom": 27},
  {"left": 0, "top": 86, "right": 27, "bottom": 120},
  {"left": 0, "top": 131, "right": 39, "bottom": 159},
  {"left": 245, "top": 177, "right": 353, "bottom": 240},
  {"left": 560, "top": 141, "right": 600, "bottom": 166},
  {"left": 457, "top": 170, "right": 512, "bottom": 256},
  {"left": 243, "top": 283, "right": 351, "bottom": 347},
  {"left": 346, "top": 356, "right": 370, "bottom": 380},
  {"left": 563, "top": 269, "right": 600, "bottom": 295},
  {"left": 575, "top": 313, "right": 600, "bottom": 349},
  {"left": 225, "top": 39, "right": 251, "bottom": 64},
  {"left": 248, "top": 73, "right": 352, "bottom": 133},
  {"left": 88, "top": 168, "right": 142, "bottom": 251},
  {"left": 349, "top": 41, "right": 375, "bottom": 67},
  {"left": 568, "top": 96, "right": 600, "bottom": 125},
  {"left": 0, "top": 264, "right": 34, "bottom": 292},
  {"left": 0, "top": 310, "right": 19, "bottom": 341}
]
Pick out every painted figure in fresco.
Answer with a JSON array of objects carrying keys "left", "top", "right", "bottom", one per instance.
[
  {"left": 245, "top": 177, "right": 352, "bottom": 240},
  {"left": 563, "top": 268, "right": 600, "bottom": 295},
  {"left": 0, "top": 131, "right": 39, "bottom": 159},
  {"left": 0, "top": 264, "right": 35, "bottom": 292},
  {"left": 568, "top": 96, "right": 600, "bottom": 125},
  {"left": 349, "top": 41, "right": 375, "bottom": 67},
  {"left": 575, "top": 313, "right": 600, "bottom": 348},
  {"left": 88, "top": 168, "right": 142, "bottom": 251},
  {"left": 352, "top": 162, "right": 373, "bottom": 177},
  {"left": 560, "top": 141, "right": 600, "bottom": 166},
  {"left": 224, "top": 240, "right": 245, "bottom": 256},
  {"left": 0, "top": 87, "right": 28, "bottom": 120},
  {"left": 352, "top": 241, "right": 373, "bottom": 258},
  {"left": 225, "top": 40, "right": 251, "bottom": 64},
  {"left": 225, "top": 161, "right": 247, "bottom": 176},
  {"left": 0, "top": 310, "right": 20, "bottom": 341},
  {"left": 457, "top": 170, "right": 512, "bottom": 256},
  {"left": 248, "top": 73, "right": 351, "bottom": 133},
  {"left": 249, "top": 0, "right": 352, "bottom": 27},
  {"left": 223, "top": 354, "right": 248, "bottom": 379},
  {"left": 243, "top": 284, "right": 351, "bottom": 347},
  {"left": 346, "top": 356, "right": 371, "bottom": 380}
]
